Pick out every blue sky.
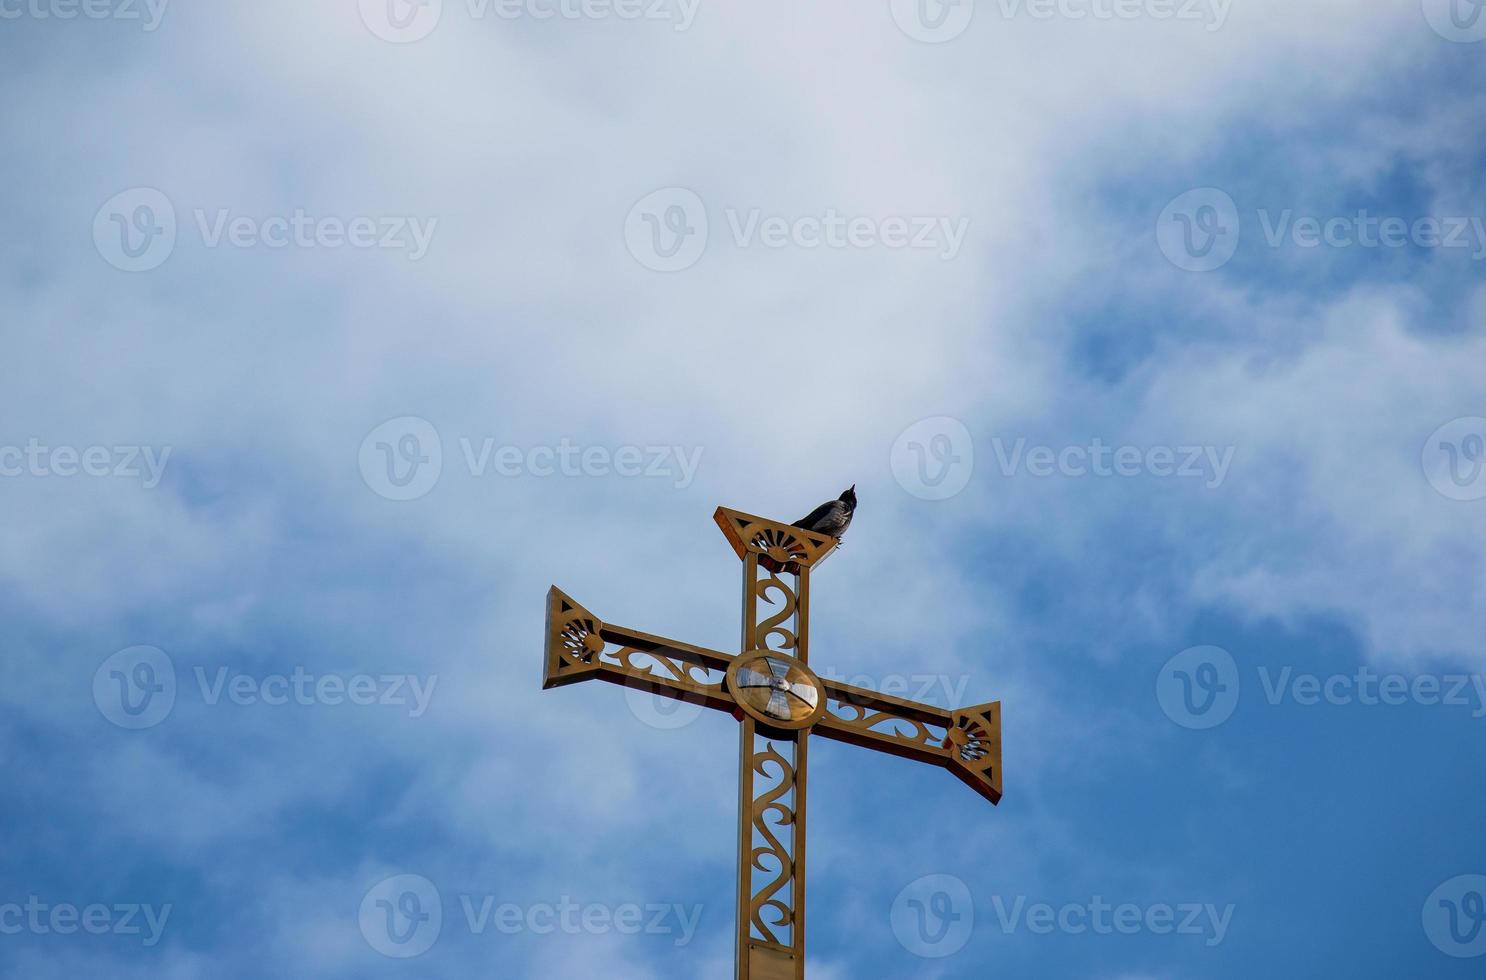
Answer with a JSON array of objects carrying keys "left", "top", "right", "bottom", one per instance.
[{"left": 3, "top": 1, "right": 1486, "bottom": 977}]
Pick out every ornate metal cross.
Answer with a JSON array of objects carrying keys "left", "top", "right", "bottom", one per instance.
[{"left": 543, "top": 507, "right": 1002, "bottom": 979}]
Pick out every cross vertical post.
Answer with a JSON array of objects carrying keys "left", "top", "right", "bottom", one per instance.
[{"left": 732, "top": 522, "right": 817, "bottom": 979}]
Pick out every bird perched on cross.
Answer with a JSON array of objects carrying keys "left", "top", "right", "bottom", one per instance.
[{"left": 792, "top": 485, "right": 856, "bottom": 545}]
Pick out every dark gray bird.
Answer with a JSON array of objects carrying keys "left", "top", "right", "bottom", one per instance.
[{"left": 792, "top": 485, "right": 857, "bottom": 543}]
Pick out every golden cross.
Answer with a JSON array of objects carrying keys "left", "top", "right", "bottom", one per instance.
[{"left": 543, "top": 507, "right": 1002, "bottom": 979}]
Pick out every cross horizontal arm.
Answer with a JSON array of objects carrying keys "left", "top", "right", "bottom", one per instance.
[
  {"left": 816, "top": 679, "right": 1003, "bottom": 806},
  {"left": 544, "top": 586, "right": 738, "bottom": 715},
  {"left": 547, "top": 586, "right": 1002, "bottom": 805}
]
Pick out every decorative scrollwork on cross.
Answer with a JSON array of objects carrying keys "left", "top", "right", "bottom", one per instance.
[
  {"left": 716, "top": 508, "right": 837, "bottom": 575},
  {"left": 607, "top": 646, "right": 725, "bottom": 692},
  {"left": 948, "top": 704, "right": 1001, "bottom": 775},
  {"left": 748, "top": 525, "right": 813, "bottom": 571},
  {"left": 825, "top": 699, "right": 947, "bottom": 754},
  {"left": 745, "top": 738, "right": 798, "bottom": 947},
  {"left": 546, "top": 589, "right": 609, "bottom": 684},
  {"left": 558, "top": 616, "right": 604, "bottom": 666},
  {"left": 544, "top": 588, "right": 733, "bottom": 705},
  {"left": 755, "top": 571, "right": 799, "bottom": 655}
]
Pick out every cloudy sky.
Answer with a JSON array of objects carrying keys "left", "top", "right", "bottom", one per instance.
[{"left": 3, "top": 0, "right": 1485, "bottom": 976}]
